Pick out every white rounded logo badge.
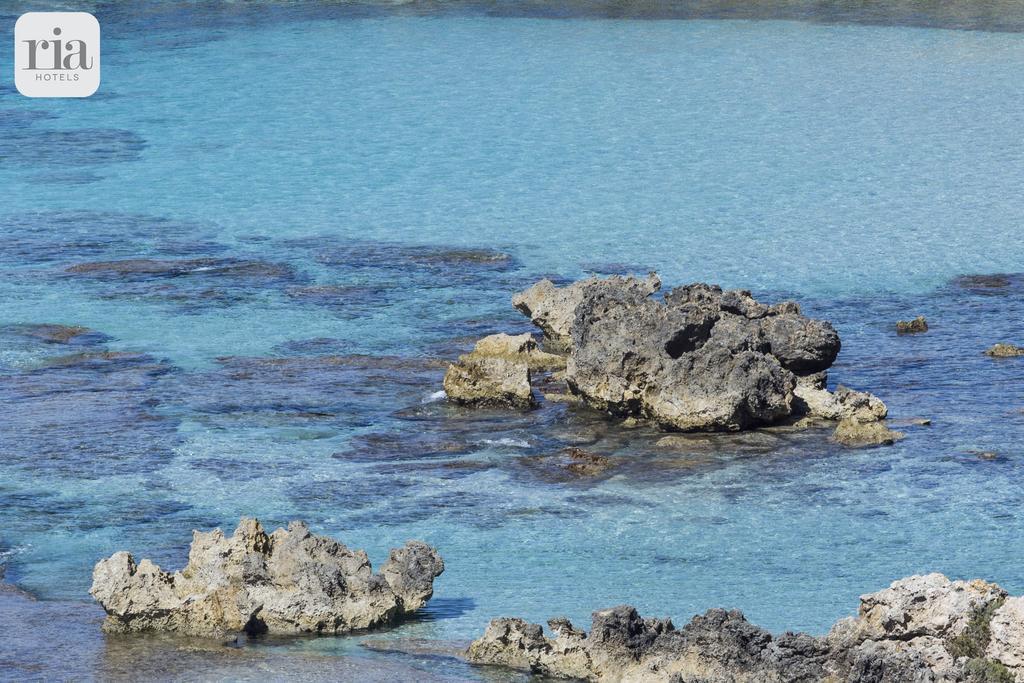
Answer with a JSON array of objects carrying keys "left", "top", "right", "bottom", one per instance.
[{"left": 15, "top": 12, "right": 100, "bottom": 98}]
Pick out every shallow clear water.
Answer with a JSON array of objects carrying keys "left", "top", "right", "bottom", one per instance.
[{"left": 1, "top": 4, "right": 1023, "bottom": 680}]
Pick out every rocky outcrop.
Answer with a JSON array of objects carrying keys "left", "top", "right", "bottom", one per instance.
[
  {"left": 90, "top": 518, "right": 443, "bottom": 637},
  {"left": 512, "top": 274, "right": 662, "bottom": 352},
  {"left": 896, "top": 316, "right": 929, "bottom": 334},
  {"left": 469, "top": 333, "right": 566, "bottom": 370},
  {"left": 833, "top": 418, "right": 905, "bottom": 448},
  {"left": 988, "top": 598, "right": 1024, "bottom": 678},
  {"left": 442, "top": 333, "right": 557, "bottom": 408},
  {"left": 467, "top": 573, "right": 1024, "bottom": 682},
  {"left": 985, "top": 343, "right": 1024, "bottom": 358},
  {"left": 551, "top": 277, "right": 840, "bottom": 431},
  {"left": 454, "top": 274, "right": 894, "bottom": 437}
]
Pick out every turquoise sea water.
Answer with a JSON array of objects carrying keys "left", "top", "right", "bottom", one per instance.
[{"left": 1, "top": 4, "right": 1023, "bottom": 680}]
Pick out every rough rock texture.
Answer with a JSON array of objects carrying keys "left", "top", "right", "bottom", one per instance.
[
  {"left": 443, "top": 354, "right": 533, "bottom": 408},
  {"left": 542, "top": 276, "right": 840, "bottom": 431},
  {"left": 833, "top": 417, "right": 905, "bottom": 448},
  {"left": 896, "top": 316, "right": 929, "bottom": 334},
  {"left": 985, "top": 343, "right": 1024, "bottom": 358},
  {"left": 461, "top": 274, "right": 892, "bottom": 435},
  {"left": 467, "top": 573, "right": 1024, "bottom": 682},
  {"left": 90, "top": 518, "right": 443, "bottom": 637},
  {"left": 512, "top": 274, "right": 662, "bottom": 352},
  {"left": 471, "top": 332, "right": 566, "bottom": 370},
  {"left": 988, "top": 598, "right": 1024, "bottom": 678},
  {"left": 443, "top": 333, "right": 564, "bottom": 408},
  {"left": 795, "top": 381, "right": 889, "bottom": 423}
]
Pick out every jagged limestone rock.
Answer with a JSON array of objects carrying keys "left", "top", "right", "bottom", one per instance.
[
  {"left": 468, "top": 573, "right": 1023, "bottom": 682},
  {"left": 90, "top": 518, "right": 443, "bottom": 637}
]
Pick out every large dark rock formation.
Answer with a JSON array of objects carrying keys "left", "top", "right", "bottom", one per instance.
[{"left": 451, "top": 274, "right": 896, "bottom": 438}]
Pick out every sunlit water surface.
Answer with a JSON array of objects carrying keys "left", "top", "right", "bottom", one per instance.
[{"left": 1, "top": 4, "right": 1023, "bottom": 680}]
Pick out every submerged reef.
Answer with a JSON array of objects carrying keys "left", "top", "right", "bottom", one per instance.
[
  {"left": 90, "top": 518, "right": 443, "bottom": 637},
  {"left": 448, "top": 274, "right": 897, "bottom": 444},
  {"left": 985, "top": 343, "right": 1024, "bottom": 358},
  {"left": 467, "top": 573, "right": 1024, "bottom": 682},
  {"left": 896, "top": 315, "right": 929, "bottom": 334}
]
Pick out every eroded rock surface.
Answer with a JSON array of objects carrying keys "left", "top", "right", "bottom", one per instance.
[
  {"left": 833, "top": 418, "right": 905, "bottom": 448},
  {"left": 454, "top": 274, "right": 896, "bottom": 437},
  {"left": 443, "top": 332, "right": 567, "bottom": 407},
  {"left": 896, "top": 316, "right": 929, "bottom": 334},
  {"left": 512, "top": 274, "right": 661, "bottom": 352},
  {"left": 90, "top": 518, "right": 443, "bottom": 637},
  {"left": 554, "top": 276, "right": 839, "bottom": 431},
  {"left": 467, "top": 573, "right": 1023, "bottom": 682},
  {"left": 985, "top": 343, "right": 1024, "bottom": 358}
]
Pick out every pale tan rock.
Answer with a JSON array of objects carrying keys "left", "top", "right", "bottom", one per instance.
[
  {"left": 985, "top": 343, "right": 1024, "bottom": 358},
  {"left": 987, "top": 597, "right": 1024, "bottom": 678},
  {"left": 833, "top": 418, "right": 903, "bottom": 448},
  {"left": 896, "top": 316, "right": 929, "bottom": 334},
  {"left": 472, "top": 332, "right": 566, "bottom": 370},
  {"left": 834, "top": 385, "right": 888, "bottom": 422},
  {"left": 443, "top": 355, "right": 533, "bottom": 408},
  {"left": 837, "top": 573, "right": 1006, "bottom": 643},
  {"left": 794, "top": 382, "right": 842, "bottom": 419},
  {"left": 90, "top": 518, "right": 443, "bottom": 637}
]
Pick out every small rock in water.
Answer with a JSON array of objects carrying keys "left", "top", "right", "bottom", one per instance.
[
  {"left": 443, "top": 354, "right": 534, "bottom": 409},
  {"left": 967, "top": 450, "right": 1000, "bottom": 461},
  {"left": 560, "top": 447, "right": 614, "bottom": 477},
  {"left": 467, "top": 573, "right": 1023, "bottom": 682},
  {"left": 520, "top": 447, "right": 616, "bottom": 481},
  {"left": 985, "top": 343, "right": 1024, "bottom": 357},
  {"left": 90, "top": 518, "right": 444, "bottom": 637},
  {"left": 443, "top": 332, "right": 568, "bottom": 408},
  {"left": 833, "top": 417, "right": 904, "bottom": 448},
  {"left": 896, "top": 315, "right": 929, "bottom": 334}
]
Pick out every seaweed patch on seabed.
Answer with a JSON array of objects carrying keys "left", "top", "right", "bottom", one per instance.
[
  {"left": 60, "top": 256, "right": 302, "bottom": 311},
  {"left": 0, "top": 328, "right": 180, "bottom": 480},
  {"left": 0, "top": 129, "right": 146, "bottom": 166},
  {"left": 0, "top": 211, "right": 226, "bottom": 267},
  {"left": 0, "top": 109, "right": 58, "bottom": 128},
  {"left": 288, "top": 236, "right": 525, "bottom": 286},
  {"left": 177, "top": 353, "right": 443, "bottom": 432},
  {"left": 285, "top": 283, "right": 393, "bottom": 319}
]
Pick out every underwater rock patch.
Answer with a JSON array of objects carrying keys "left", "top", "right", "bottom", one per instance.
[
  {"left": 90, "top": 518, "right": 444, "bottom": 637},
  {"left": 0, "top": 128, "right": 146, "bottom": 166},
  {"left": 955, "top": 274, "right": 1015, "bottom": 290},
  {"left": 65, "top": 257, "right": 294, "bottom": 281},
  {"left": 896, "top": 315, "right": 929, "bottom": 334},
  {"left": 519, "top": 447, "right": 616, "bottom": 481},
  {"left": 5, "top": 323, "right": 108, "bottom": 346},
  {"left": 985, "top": 343, "right": 1024, "bottom": 358},
  {"left": 467, "top": 573, "right": 1023, "bottom": 682}
]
